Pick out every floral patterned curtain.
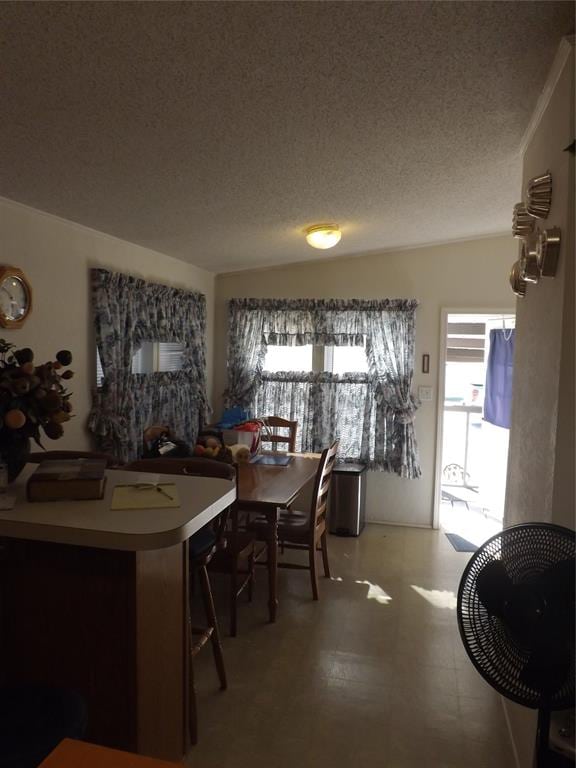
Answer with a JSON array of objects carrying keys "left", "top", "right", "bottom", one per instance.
[
  {"left": 223, "top": 302, "right": 267, "bottom": 408},
  {"left": 88, "top": 269, "right": 208, "bottom": 462},
  {"left": 366, "top": 310, "right": 421, "bottom": 478},
  {"left": 225, "top": 298, "right": 421, "bottom": 478}
]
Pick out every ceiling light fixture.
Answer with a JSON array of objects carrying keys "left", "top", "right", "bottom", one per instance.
[{"left": 305, "top": 224, "right": 341, "bottom": 250}]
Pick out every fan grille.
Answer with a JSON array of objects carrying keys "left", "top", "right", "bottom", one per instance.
[{"left": 457, "top": 523, "right": 575, "bottom": 709}]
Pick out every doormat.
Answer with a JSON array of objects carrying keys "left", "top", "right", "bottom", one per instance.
[{"left": 445, "top": 532, "right": 478, "bottom": 553}]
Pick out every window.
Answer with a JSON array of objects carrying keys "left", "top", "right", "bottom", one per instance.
[
  {"left": 325, "top": 344, "right": 368, "bottom": 374},
  {"left": 263, "top": 343, "right": 368, "bottom": 375},
  {"left": 258, "top": 342, "right": 370, "bottom": 457},
  {"left": 96, "top": 341, "right": 185, "bottom": 387},
  {"left": 263, "top": 345, "right": 313, "bottom": 372}
]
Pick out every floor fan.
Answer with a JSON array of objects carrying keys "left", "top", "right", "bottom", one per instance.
[{"left": 457, "top": 523, "right": 575, "bottom": 767}]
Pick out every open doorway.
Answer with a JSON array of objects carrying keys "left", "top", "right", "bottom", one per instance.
[{"left": 434, "top": 310, "right": 515, "bottom": 548}]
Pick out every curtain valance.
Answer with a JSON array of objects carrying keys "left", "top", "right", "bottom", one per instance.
[{"left": 230, "top": 298, "right": 418, "bottom": 346}]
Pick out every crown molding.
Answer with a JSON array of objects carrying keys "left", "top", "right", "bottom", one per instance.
[{"left": 519, "top": 35, "right": 575, "bottom": 156}]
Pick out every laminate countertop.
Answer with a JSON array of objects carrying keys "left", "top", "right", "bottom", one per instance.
[{"left": 0, "top": 465, "right": 236, "bottom": 551}]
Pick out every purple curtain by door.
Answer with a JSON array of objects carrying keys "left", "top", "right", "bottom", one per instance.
[{"left": 484, "top": 329, "right": 515, "bottom": 429}]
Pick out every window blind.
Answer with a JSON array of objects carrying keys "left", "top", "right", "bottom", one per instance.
[
  {"left": 446, "top": 322, "right": 485, "bottom": 363},
  {"left": 158, "top": 342, "right": 185, "bottom": 372}
]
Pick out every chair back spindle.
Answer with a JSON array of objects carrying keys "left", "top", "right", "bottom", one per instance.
[
  {"left": 309, "top": 440, "right": 339, "bottom": 544},
  {"left": 260, "top": 417, "right": 298, "bottom": 453}
]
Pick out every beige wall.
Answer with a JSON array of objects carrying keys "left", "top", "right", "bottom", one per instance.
[
  {"left": 503, "top": 43, "right": 575, "bottom": 768},
  {"left": 215, "top": 235, "right": 515, "bottom": 526},
  {"left": 0, "top": 197, "right": 216, "bottom": 451}
]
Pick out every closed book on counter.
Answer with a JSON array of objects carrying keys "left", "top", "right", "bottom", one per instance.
[{"left": 27, "top": 459, "right": 107, "bottom": 502}]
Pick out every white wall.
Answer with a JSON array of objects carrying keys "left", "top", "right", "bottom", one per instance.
[
  {"left": 503, "top": 41, "right": 574, "bottom": 768},
  {"left": 0, "top": 197, "right": 216, "bottom": 451},
  {"left": 214, "top": 235, "right": 515, "bottom": 527},
  {"left": 505, "top": 46, "right": 575, "bottom": 532}
]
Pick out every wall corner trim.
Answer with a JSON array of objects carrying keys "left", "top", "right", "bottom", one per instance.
[{"left": 519, "top": 35, "right": 575, "bottom": 156}]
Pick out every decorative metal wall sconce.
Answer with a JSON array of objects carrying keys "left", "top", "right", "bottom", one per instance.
[
  {"left": 509, "top": 171, "right": 560, "bottom": 297},
  {"left": 520, "top": 236, "right": 540, "bottom": 283},
  {"left": 537, "top": 227, "right": 561, "bottom": 277},
  {"left": 510, "top": 262, "right": 528, "bottom": 298},
  {"left": 512, "top": 203, "right": 535, "bottom": 238},
  {"left": 526, "top": 172, "right": 552, "bottom": 219}
]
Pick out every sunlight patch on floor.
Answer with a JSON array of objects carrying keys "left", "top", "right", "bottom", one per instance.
[
  {"left": 411, "top": 584, "right": 457, "bottom": 610},
  {"left": 355, "top": 579, "right": 393, "bottom": 604}
]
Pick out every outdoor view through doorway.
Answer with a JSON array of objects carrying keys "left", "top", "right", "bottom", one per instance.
[{"left": 438, "top": 312, "right": 515, "bottom": 549}]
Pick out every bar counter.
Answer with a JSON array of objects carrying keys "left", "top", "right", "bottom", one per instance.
[{"left": 0, "top": 465, "right": 236, "bottom": 761}]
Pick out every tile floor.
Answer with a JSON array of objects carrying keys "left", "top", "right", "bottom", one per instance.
[{"left": 189, "top": 524, "right": 515, "bottom": 767}]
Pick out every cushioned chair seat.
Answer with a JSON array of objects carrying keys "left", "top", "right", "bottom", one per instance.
[
  {"left": 0, "top": 684, "right": 87, "bottom": 768},
  {"left": 249, "top": 510, "right": 310, "bottom": 535},
  {"left": 278, "top": 509, "right": 307, "bottom": 524}
]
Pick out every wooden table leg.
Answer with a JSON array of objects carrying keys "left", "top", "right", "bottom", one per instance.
[{"left": 267, "top": 509, "right": 279, "bottom": 623}]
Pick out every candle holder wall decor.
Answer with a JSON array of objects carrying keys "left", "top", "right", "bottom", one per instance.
[
  {"left": 510, "top": 262, "right": 528, "bottom": 298},
  {"left": 525, "top": 172, "right": 552, "bottom": 219},
  {"left": 512, "top": 203, "right": 535, "bottom": 239},
  {"left": 537, "top": 227, "right": 561, "bottom": 278},
  {"left": 520, "top": 236, "right": 540, "bottom": 284},
  {"left": 508, "top": 172, "right": 561, "bottom": 297}
]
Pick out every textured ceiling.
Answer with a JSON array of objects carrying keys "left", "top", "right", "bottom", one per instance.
[{"left": 1, "top": 1, "right": 573, "bottom": 273}]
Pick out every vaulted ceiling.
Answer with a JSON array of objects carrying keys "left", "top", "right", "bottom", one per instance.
[{"left": 1, "top": 1, "right": 573, "bottom": 272}]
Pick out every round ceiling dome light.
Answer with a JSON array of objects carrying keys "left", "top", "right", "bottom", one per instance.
[{"left": 305, "top": 224, "right": 342, "bottom": 250}]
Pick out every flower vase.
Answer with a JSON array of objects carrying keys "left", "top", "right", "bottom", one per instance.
[{"left": 0, "top": 430, "right": 30, "bottom": 482}]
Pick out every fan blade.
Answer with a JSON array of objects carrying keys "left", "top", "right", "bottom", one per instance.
[
  {"left": 517, "top": 559, "right": 575, "bottom": 694},
  {"left": 534, "top": 558, "right": 575, "bottom": 606},
  {"left": 476, "top": 560, "right": 513, "bottom": 618},
  {"left": 519, "top": 636, "right": 572, "bottom": 695}
]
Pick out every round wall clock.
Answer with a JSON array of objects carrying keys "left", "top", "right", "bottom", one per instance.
[{"left": 0, "top": 267, "right": 32, "bottom": 328}]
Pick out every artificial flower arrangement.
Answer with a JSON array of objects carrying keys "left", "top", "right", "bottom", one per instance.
[{"left": 0, "top": 339, "right": 74, "bottom": 477}]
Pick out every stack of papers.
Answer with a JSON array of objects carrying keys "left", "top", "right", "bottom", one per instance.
[{"left": 111, "top": 481, "right": 180, "bottom": 510}]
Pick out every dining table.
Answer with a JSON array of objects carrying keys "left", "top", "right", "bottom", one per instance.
[{"left": 236, "top": 453, "right": 320, "bottom": 622}]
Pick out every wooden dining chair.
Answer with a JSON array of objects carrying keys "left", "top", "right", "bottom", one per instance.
[
  {"left": 260, "top": 416, "right": 298, "bottom": 453},
  {"left": 28, "top": 450, "right": 121, "bottom": 467},
  {"left": 208, "top": 484, "right": 267, "bottom": 637},
  {"left": 124, "top": 457, "right": 233, "bottom": 744},
  {"left": 249, "top": 440, "right": 339, "bottom": 600}
]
